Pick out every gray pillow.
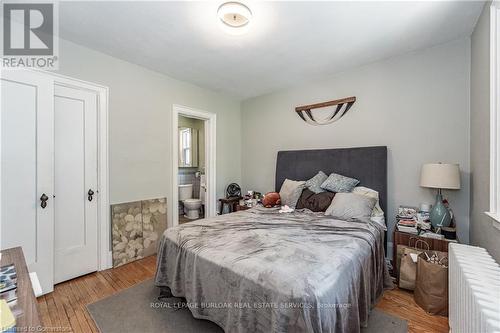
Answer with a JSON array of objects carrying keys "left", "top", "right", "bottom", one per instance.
[
  {"left": 325, "top": 193, "right": 377, "bottom": 221},
  {"left": 279, "top": 179, "right": 306, "bottom": 208},
  {"left": 321, "top": 172, "right": 359, "bottom": 193},
  {"left": 305, "top": 171, "right": 328, "bottom": 194}
]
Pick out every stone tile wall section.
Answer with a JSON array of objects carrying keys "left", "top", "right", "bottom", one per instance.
[{"left": 111, "top": 198, "right": 167, "bottom": 267}]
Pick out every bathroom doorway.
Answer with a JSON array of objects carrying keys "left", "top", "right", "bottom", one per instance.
[{"left": 171, "top": 105, "right": 216, "bottom": 227}]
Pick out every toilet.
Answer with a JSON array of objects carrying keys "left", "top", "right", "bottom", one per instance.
[
  {"left": 178, "top": 184, "right": 202, "bottom": 219},
  {"left": 183, "top": 199, "right": 202, "bottom": 219}
]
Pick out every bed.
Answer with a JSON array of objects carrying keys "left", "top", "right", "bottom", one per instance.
[{"left": 155, "top": 146, "right": 391, "bottom": 333}]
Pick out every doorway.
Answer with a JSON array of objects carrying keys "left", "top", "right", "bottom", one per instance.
[
  {"left": 53, "top": 84, "right": 99, "bottom": 284},
  {"left": 171, "top": 105, "right": 216, "bottom": 227}
]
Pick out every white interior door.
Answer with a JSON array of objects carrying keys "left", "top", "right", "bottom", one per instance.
[
  {"left": 1, "top": 70, "right": 55, "bottom": 294},
  {"left": 54, "top": 85, "right": 98, "bottom": 284}
]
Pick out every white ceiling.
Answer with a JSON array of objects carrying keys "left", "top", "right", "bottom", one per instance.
[{"left": 59, "top": 1, "right": 485, "bottom": 100}]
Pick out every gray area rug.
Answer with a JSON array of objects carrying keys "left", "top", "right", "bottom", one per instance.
[{"left": 87, "top": 279, "right": 407, "bottom": 333}]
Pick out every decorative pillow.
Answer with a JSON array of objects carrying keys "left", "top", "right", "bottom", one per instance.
[
  {"left": 325, "top": 192, "right": 377, "bottom": 221},
  {"left": 279, "top": 179, "right": 306, "bottom": 208},
  {"left": 296, "top": 189, "right": 336, "bottom": 212},
  {"left": 352, "top": 186, "right": 386, "bottom": 229},
  {"left": 305, "top": 171, "right": 328, "bottom": 194},
  {"left": 320, "top": 172, "right": 359, "bottom": 193},
  {"left": 296, "top": 189, "right": 314, "bottom": 209},
  {"left": 352, "top": 186, "right": 384, "bottom": 216}
]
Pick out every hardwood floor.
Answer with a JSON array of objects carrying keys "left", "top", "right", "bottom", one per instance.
[
  {"left": 37, "top": 255, "right": 449, "bottom": 333},
  {"left": 37, "top": 255, "right": 157, "bottom": 333},
  {"left": 377, "top": 285, "right": 449, "bottom": 333}
]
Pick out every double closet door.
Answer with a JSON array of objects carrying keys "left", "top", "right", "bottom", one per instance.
[{"left": 1, "top": 70, "right": 99, "bottom": 294}]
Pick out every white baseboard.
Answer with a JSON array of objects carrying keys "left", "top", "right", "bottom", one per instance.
[
  {"left": 99, "top": 251, "right": 112, "bottom": 271},
  {"left": 107, "top": 251, "right": 113, "bottom": 268},
  {"left": 29, "top": 272, "right": 43, "bottom": 297}
]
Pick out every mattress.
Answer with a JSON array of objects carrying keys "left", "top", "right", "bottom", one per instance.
[{"left": 155, "top": 208, "right": 391, "bottom": 333}]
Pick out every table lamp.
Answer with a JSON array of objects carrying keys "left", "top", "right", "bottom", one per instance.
[{"left": 420, "top": 163, "right": 461, "bottom": 228}]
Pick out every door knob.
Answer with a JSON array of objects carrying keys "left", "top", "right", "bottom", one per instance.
[
  {"left": 88, "top": 189, "right": 95, "bottom": 202},
  {"left": 40, "top": 193, "right": 49, "bottom": 208}
]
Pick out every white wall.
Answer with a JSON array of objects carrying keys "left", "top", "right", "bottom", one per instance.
[
  {"left": 55, "top": 39, "right": 242, "bottom": 226},
  {"left": 470, "top": 2, "right": 500, "bottom": 262},
  {"left": 241, "top": 39, "right": 471, "bottom": 245},
  {"left": 55, "top": 36, "right": 474, "bottom": 248}
]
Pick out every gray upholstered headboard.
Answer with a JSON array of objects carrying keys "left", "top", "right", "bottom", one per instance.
[{"left": 275, "top": 146, "right": 388, "bottom": 248}]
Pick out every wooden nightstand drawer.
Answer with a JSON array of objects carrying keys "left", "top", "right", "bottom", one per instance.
[{"left": 392, "top": 230, "right": 454, "bottom": 278}]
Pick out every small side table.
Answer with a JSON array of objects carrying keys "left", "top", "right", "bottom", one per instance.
[{"left": 219, "top": 196, "right": 242, "bottom": 215}]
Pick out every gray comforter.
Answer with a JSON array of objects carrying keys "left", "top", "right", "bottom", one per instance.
[{"left": 155, "top": 208, "right": 391, "bottom": 333}]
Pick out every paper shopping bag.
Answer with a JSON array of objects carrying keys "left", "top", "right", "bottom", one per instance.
[
  {"left": 398, "top": 247, "right": 422, "bottom": 290},
  {"left": 414, "top": 250, "right": 449, "bottom": 316}
]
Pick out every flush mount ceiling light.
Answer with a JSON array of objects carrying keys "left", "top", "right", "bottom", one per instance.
[{"left": 217, "top": 2, "right": 252, "bottom": 32}]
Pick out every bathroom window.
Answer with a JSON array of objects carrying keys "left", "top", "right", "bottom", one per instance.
[
  {"left": 180, "top": 128, "right": 191, "bottom": 166},
  {"left": 179, "top": 127, "right": 198, "bottom": 167}
]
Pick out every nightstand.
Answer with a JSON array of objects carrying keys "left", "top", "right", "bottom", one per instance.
[
  {"left": 218, "top": 197, "right": 242, "bottom": 215},
  {"left": 392, "top": 230, "right": 454, "bottom": 279}
]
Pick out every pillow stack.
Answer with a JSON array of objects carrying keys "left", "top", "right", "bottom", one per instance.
[
  {"left": 278, "top": 171, "right": 385, "bottom": 225},
  {"left": 279, "top": 171, "right": 360, "bottom": 211}
]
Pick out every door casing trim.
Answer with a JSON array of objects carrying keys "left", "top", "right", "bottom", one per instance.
[{"left": 171, "top": 104, "right": 217, "bottom": 228}]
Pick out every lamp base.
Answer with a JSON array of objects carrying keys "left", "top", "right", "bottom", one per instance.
[{"left": 430, "top": 191, "right": 451, "bottom": 228}]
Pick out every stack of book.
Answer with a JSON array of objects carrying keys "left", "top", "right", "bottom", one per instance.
[
  {"left": 396, "top": 206, "right": 418, "bottom": 234},
  {"left": 397, "top": 219, "right": 418, "bottom": 234},
  {"left": 0, "top": 264, "right": 17, "bottom": 305}
]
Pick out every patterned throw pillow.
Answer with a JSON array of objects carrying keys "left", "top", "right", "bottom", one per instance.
[
  {"left": 320, "top": 172, "right": 360, "bottom": 193},
  {"left": 305, "top": 171, "right": 328, "bottom": 194},
  {"left": 279, "top": 179, "right": 306, "bottom": 208}
]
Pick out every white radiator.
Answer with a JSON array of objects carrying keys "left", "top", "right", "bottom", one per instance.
[{"left": 449, "top": 243, "right": 500, "bottom": 333}]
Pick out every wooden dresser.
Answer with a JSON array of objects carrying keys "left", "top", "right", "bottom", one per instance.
[{"left": 0, "top": 247, "right": 41, "bottom": 330}]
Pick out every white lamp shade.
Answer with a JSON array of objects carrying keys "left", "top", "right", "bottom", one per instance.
[{"left": 420, "top": 163, "right": 461, "bottom": 189}]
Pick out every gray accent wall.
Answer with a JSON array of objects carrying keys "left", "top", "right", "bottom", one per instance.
[
  {"left": 241, "top": 39, "right": 471, "bottom": 246},
  {"left": 470, "top": 2, "right": 500, "bottom": 262},
  {"left": 55, "top": 38, "right": 242, "bottom": 227}
]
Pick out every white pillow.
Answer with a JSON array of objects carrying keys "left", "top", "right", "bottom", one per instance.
[
  {"left": 325, "top": 193, "right": 377, "bottom": 221},
  {"left": 352, "top": 186, "right": 386, "bottom": 230}
]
